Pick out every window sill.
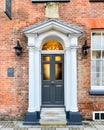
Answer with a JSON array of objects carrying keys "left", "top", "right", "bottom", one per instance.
[
  {"left": 89, "top": 89, "right": 104, "bottom": 95},
  {"left": 32, "top": 0, "right": 70, "bottom": 2},
  {"left": 89, "top": 0, "right": 104, "bottom": 2}
]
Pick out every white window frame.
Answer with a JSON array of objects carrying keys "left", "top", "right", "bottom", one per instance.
[
  {"left": 91, "top": 30, "right": 104, "bottom": 90},
  {"left": 93, "top": 111, "right": 104, "bottom": 121}
]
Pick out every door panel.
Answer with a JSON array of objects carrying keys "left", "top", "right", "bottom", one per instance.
[
  {"left": 42, "top": 85, "right": 51, "bottom": 104},
  {"left": 42, "top": 54, "right": 64, "bottom": 105},
  {"left": 55, "top": 84, "right": 64, "bottom": 103}
]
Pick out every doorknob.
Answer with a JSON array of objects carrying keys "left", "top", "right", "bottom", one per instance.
[{"left": 51, "top": 81, "right": 54, "bottom": 84}]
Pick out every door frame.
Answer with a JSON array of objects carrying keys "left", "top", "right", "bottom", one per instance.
[
  {"left": 23, "top": 19, "right": 83, "bottom": 125},
  {"left": 24, "top": 32, "right": 80, "bottom": 113},
  {"left": 41, "top": 53, "right": 64, "bottom": 106}
]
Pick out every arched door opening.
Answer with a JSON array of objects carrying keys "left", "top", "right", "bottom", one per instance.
[{"left": 41, "top": 40, "right": 64, "bottom": 106}]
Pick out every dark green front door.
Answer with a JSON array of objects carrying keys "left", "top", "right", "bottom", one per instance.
[{"left": 41, "top": 54, "right": 64, "bottom": 106}]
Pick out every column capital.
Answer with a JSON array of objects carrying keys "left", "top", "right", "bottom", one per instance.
[
  {"left": 65, "top": 45, "right": 79, "bottom": 51},
  {"left": 27, "top": 34, "right": 38, "bottom": 46},
  {"left": 25, "top": 33, "right": 39, "bottom": 38},
  {"left": 64, "top": 47, "right": 70, "bottom": 51},
  {"left": 70, "top": 45, "right": 79, "bottom": 49},
  {"left": 28, "top": 46, "right": 40, "bottom": 52}
]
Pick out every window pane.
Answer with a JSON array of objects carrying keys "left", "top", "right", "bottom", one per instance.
[
  {"left": 91, "top": 61, "right": 96, "bottom": 72},
  {"left": 92, "top": 32, "right": 101, "bottom": 50},
  {"left": 102, "top": 33, "right": 104, "bottom": 49},
  {"left": 102, "top": 51, "right": 104, "bottom": 59},
  {"left": 55, "top": 56, "right": 62, "bottom": 61},
  {"left": 92, "top": 51, "right": 101, "bottom": 59},
  {"left": 102, "top": 73, "right": 104, "bottom": 85},
  {"left": 43, "top": 56, "right": 50, "bottom": 61},
  {"left": 43, "top": 64, "right": 50, "bottom": 80},
  {"left": 55, "top": 63, "right": 62, "bottom": 80},
  {"left": 91, "top": 73, "right": 100, "bottom": 86},
  {"left": 96, "top": 60, "right": 101, "bottom": 72},
  {"left": 95, "top": 113, "right": 99, "bottom": 120},
  {"left": 102, "top": 60, "right": 104, "bottom": 72},
  {"left": 92, "top": 60, "right": 101, "bottom": 72},
  {"left": 101, "top": 113, "right": 104, "bottom": 120}
]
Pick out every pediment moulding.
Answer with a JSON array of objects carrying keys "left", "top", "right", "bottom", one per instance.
[
  {"left": 23, "top": 19, "right": 83, "bottom": 49},
  {"left": 23, "top": 19, "right": 83, "bottom": 36}
]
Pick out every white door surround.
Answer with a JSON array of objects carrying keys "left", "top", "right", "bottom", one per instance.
[{"left": 23, "top": 19, "right": 83, "bottom": 125}]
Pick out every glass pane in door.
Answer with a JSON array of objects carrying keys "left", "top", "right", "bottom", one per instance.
[
  {"left": 55, "top": 63, "right": 62, "bottom": 80},
  {"left": 43, "top": 64, "right": 50, "bottom": 80},
  {"left": 55, "top": 56, "right": 62, "bottom": 61},
  {"left": 43, "top": 56, "right": 50, "bottom": 61}
]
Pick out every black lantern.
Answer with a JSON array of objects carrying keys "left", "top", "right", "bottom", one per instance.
[
  {"left": 14, "top": 41, "right": 22, "bottom": 56},
  {"left": 82, "top": 40, "right": 90, "bottom": 56}
]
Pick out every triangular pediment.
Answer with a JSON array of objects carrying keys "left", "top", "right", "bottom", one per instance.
[{"left": 23, "top": 19, "right": 83, "bottom": 35}]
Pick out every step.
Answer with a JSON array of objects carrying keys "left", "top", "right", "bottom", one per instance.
[
  {"left": 40, "top": 119, "right": 67, "bottom": 125},
  {"left": 41, "top": 108, "right": 66, "bottom": 118},
  {"left": 41, "top": 108, "right": 65, "bottom": 111},
  {"left": 41, "top": 112, "right": 66, "bottom": 119},
  {"left": 40, "top": 108, "right": 67, "bottom": 125}
]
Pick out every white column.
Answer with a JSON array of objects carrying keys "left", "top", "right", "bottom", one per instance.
[
  {"left": 34, "top": 48, "right": 40, "bottom": 111},
  {"left": 64, "top": 48, "right": 71, "bottom": 111},
  {"left": 28, "top": 46, "right": 40, "bottom": 112},
  {"left": 70, "top": 46, "right": 78, "bottom": 112},
  {"left": 28, "top": 46, "right": 36, "bottom": 112}
]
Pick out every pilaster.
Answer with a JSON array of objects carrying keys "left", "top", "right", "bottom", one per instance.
[
  {"left": 23, "top": 46, "right": 40, "bottom": 125},
  {"left": 64, "top": 47, "right": 71, "bottom": 111},
  {"left": 66, "top": 38, "right": 82, "bottom": 125},
  {"left": 70, "top": 45, "right": 78, "bottom": 112}
]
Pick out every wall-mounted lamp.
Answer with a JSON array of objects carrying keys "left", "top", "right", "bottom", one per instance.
[
  {"left": 82, "top": 40, "right": 90, "bottom": 56},
  {"left": 14, "top": 41, "right": 22, "bottom": 56}
]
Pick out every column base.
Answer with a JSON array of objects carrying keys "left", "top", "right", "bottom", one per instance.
[
  {"left": 66, "top": 111, "right": 82, "bottom": 125},
  {"left": 23, "top": 111, "right": 40, "bottom": 125}
]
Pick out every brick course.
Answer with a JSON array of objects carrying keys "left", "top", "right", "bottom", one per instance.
[{"left": 0, "top": 0, "right": 104, "bottom": 120}]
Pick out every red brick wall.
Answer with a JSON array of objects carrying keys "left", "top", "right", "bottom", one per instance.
[{"left": 0, "top": 0, "right": 104, "bottom": 120}]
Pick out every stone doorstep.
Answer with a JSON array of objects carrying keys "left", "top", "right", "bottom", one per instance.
[
  {"left": 41, "top": 114, "right": 66, "bottom": 118},
  {"left": 41, "top": 111, "right": 66, "bottom": 115},
  {"left": 41, "top": 111, "right": 65, "bottom": 114},
  {"left": 41, "top": 108, "right": 66, "bottom": 116},
  {"left": 41, "top": 117, "right": 66, "bottom": 120},
  {"left": 40, "top": 122, "right": 67, "bottom": 126},
  {"left": 41, "top": 108, "right": 65, "bottom": 111},
  {"left": 40, "top": 108, "right": 67, "bottom": 125},
  {"left": 40, "top": 120, "right": 67, "bottom": 126},
  {"left": 40, "top": 119, "right": 67, "bottom": 122},
  {"left": 41, "top": 113, "right": 66, "bottom": 118}
]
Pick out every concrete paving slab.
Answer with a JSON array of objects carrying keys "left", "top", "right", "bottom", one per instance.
[
  {"left": 84, "top": 128, "right": 97, "bottom": 130},
  {"left": 0, "top": 128, "right": 14, "bottom": 130},
  {"left": 56, "top": 128, "right": 69, "bottom": 130},
  {"left": 15, "top": 121, "right": 37, "bottom": 128},
  {"left": 28, "top": 128, "right": 41, "bottom": 130},
  {"left": 95, "top": 125, "right": 104, "bottom": 130},
  {"left": 16, "top": 121, "right": 27, "bottom": 127},
  {"left": 0, "top": 121, "right": 104, "bottom": 130}
]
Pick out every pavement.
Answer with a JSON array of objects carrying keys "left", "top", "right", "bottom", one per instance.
[{"left": 0, "top": 121, "right": 104, "bottom": 130}]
